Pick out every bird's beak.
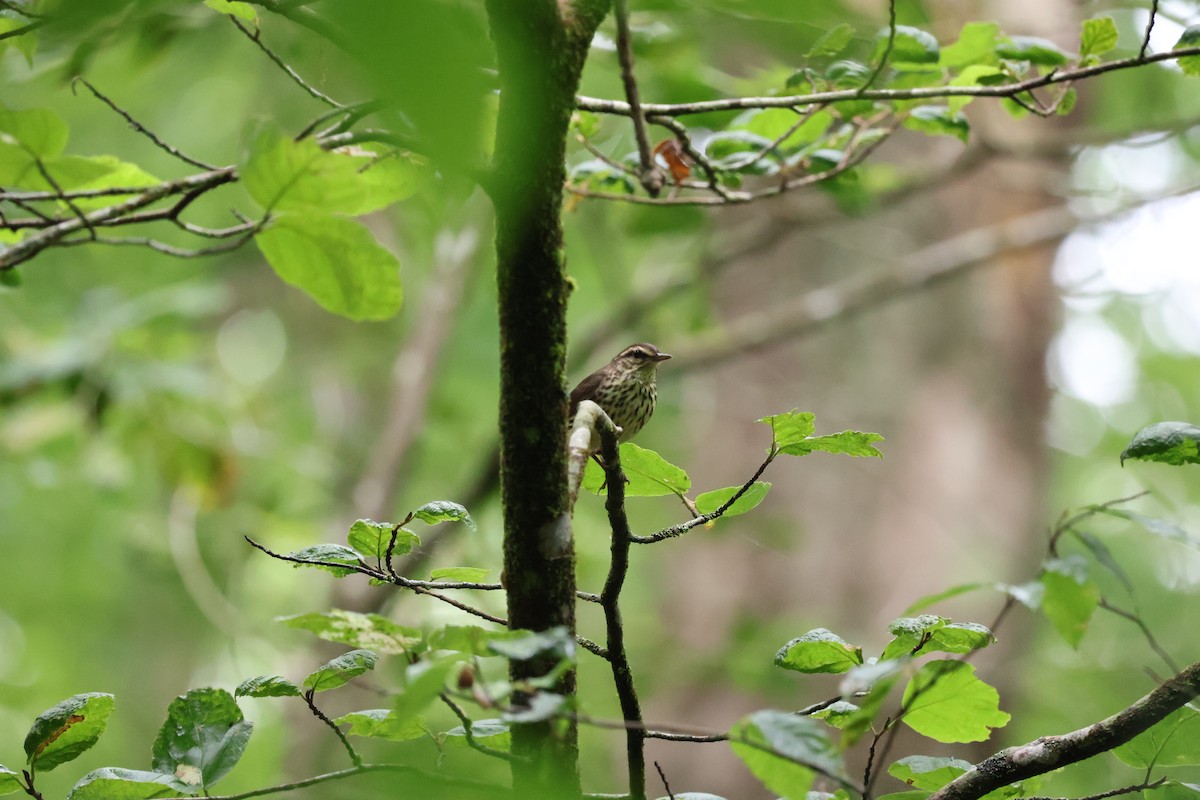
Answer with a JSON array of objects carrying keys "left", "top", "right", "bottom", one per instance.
[{"left": 654, "top": 352, "right": 672, "bottom": 361}]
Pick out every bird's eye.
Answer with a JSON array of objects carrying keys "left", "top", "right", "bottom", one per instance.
[{"left": 631, "top": 349, "right": 648, "bottom": 359}]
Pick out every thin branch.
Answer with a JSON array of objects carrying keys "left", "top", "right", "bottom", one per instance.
[
  {"left": 440, "top": 694, "right": 515, "bottom": 762},
  {"left": 927, "top": 659, "right": 1200, "bottom": 800},
  {"left": 1140, "top": 0, "right": 1160, "bottom": 60},
  {"left": 631, "top": 448, "right": 776, "bottom": 544},
  {"left": 1027, "top": 780, "right": 1167, "bottom": 800},
  {"left": 1098, "top": 599, "right": 1179, "bottom": 674},
  {"left": 654, "top": 762, "right": 675, "bottom": 800},
  {"left": 201, "top": 763, "right": 510, "bottom": 800},
  {"left": 230, "top": 16, "right": 342, "bottom": 108},
  {"left": 860, "top": 0, "right": 897, "bottom": 94},
  {"left": 576, "top": 45, "right": 1200, "bottom": 117},
  {"left": 613, "top": 0, "right": 662, "bottom": 196},
  {"left": 0, "top": 19, "right": 43, "bottom": 42},
  {"left": 0, "top": 1, "right": 44, "bottom": 18},
  {"left": 303, "top": 689, "right": 361, "bottom": 767},
  {"left": 594, "top": 409, "right": 648, "bottom": 800},
  {"left": 73, "top": 78, "right": 218, "bottom": 171}
]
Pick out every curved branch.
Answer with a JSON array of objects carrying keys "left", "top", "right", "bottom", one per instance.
[
  {"left": 577, "top": 46, "right": 1200, "bottom": 118},
  {"left": 928, "top": 660, "right": 1200, "bottom": 800}
]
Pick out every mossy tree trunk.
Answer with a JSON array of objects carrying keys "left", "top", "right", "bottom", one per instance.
[{"left": 484, "top": 1, "right": 610, "bottom": 795}]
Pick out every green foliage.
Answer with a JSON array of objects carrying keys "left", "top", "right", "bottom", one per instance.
[
  {"left": 67, "top": 769, "right": 182, "bottom": 800},
  {"left": 807, "top": 24, "right": 855, "bottom": 60},
  {"left": 583, "top": 442, "right": 691, "bottom": 497},
  {"left": 1121, "top": 422, "right": 1200, "bottom": 466},
  {"left": 694, "top": 482, "right": 771, "bottom": 517},
  {"left": 412, "top": 500, "right": 477, "bottom": 531},
  {"left": 939, "top": 22, "right": 1001, "bottom": 68},
  {"left": 444, "top": 719, "right": 511, "bottom": 751},
  {"left": 880, "top": 616, "right": 994, "bottom": 660},
  {"left": 1039, "top": 556, "right": 1099, "bottom": 648},
  {"left": 279, "top": 609, "right": 423, "bottom": 654},
  {"left": 392, "top": 658, "right": 459, "bottom": 722},
  {"left": 151, "top": 689, "right": 251, "bottom": 792},
  {"left": 203, "top": 0, "right": 256, "bottom": 22},
  {"left": 774, "top": 629, "right": 864, "bottom": 674},
  {"left": 1175, "top": 26, "right": 1200, "bottom": 76},
  {"left": 336, "top": 709, "right": 427, "bottom": 742},
  {"left": 488, "top": 626, "right": 575, "bottom": 662},
  {"left": 24, "top": 693, "right": 115, "bottom": 773},
  {"left": 759, "top": 410, "right": 884, "bottom": 458},
  {"left": 0, "top": 768, "right": 18, "bottom": 797},
  {"left": 876, "top": 26, "right": 940, "bottom": 66},
  {"left": 887, "top": 755, "right": 973, "bottom": 790},
  {"left": 347, "top": 519, "right": 419, "bottom": 561},
  {"left": 254, "top": 213, "right": 404, "bottom": 322},
  {"left": 430, "top": 566, "right": 490, "bottom": 582},
  {"left": 303, "top": 649, "right": 378, "bottom": 692},
  {"left": 233, "top": 676, "right": 301, "bottom": 699},
  {"left": 283, "top": 543, "right": 363, "bottom": 577},
  {"left": 902, "top": 106, "right": 970, "bottom": 143},
  {"left": 996, "top": 36, "right": 1071, "bottom": 66},
  {"left": 729, "top": 710, "right": 842, "bottom": 799},
  {"left": 901, "top": 661, "right": 1010, "bottom": 743},
  {"left": 1114, "top": 706, "right": 1200, "bottom": 768},
  {"left": 1080, "top": 17, "right": 1119, "bottom": 61}
]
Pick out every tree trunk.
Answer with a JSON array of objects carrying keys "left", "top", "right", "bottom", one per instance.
[{"left": 485, "top": 2, "right": 610, "bottom": 795}]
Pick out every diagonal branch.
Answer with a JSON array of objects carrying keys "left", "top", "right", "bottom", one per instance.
[
  {"left": 613, "top": 0, "right": 662, "bottom": 196},
  {"left": 928, "top": 659, "right": 1200, "bottom": 800}
]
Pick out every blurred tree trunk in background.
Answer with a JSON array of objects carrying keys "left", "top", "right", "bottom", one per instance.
[{"left": 652, "top": 2, "right": 1075, "bottom": 794}]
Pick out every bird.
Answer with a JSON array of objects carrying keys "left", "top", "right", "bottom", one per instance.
[{"left": 568, "top": 342, "right": 671, "bottom": 449}]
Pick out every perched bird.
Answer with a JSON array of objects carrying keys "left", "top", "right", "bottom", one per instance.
[{"left": 569, "top": 343, "right": 672, "bottom": 448}]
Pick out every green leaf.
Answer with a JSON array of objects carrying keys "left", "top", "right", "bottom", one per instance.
[
  {"left": 779, "top": 430, "right": 884, "bottom": 458},
  {"left": 0, "top": 107, "right": 68, "bottom": 159},
  {"left": 504, "top": 692, "right": 566, "bottom": 723},
  {"left": 0, "top": 767, "right": 21, "bottom": 797},
  {"left": 733, "top": 108, "right": 834, "bottom": 153},
  {"left": 809, "top": 701, "right": 860, "bottom": 730},
  {"left": 694, "top": 482, "right": 771, "bottom": 518},
  {"left": 948, "top": 66, "right": 1006, "bottom": 112},
  {"left": 282, "top": 543, "right": 363, "bottom": 577},
  {"left": 940, "top": 21, "right": 1001, "bottom": 68},
  {"left": 774, "top": 629, "right": 864, "bottom": 674},
  {"left": 429, "top": 625, "right": 495, "bottom": 656},
  {"left": 902, "top": 660, "right": 1010, "bottom": 743},
  {"left": 242, "top": 131, "right": 414, "bottom": 215},
  {"left": 488, "top": 627, "right": 575, "bottom": 662},
  {"left": 278, "top": 609, "right": 423, "bottom": 654},
  {"left": 1040, "top": 556, "right": 1099, "bottom": 648},
  {"left": 583, "top": 443, "right": 691, "bottom": 497},
  {"left": 1121, "top": 422, "right": 1200, "bottom": 466},
  {"left": 255, "top": 213, "right": 403, "bottom": 322},
  {"left": 729, "top": 711, "right": 842, "bottom": 799},
  {"left": 903, "top": 106, "right": 970, "bottom": 143},
  {"left": 1175, "top": 26, "right": 1200, "bottom": 77},
  {"left": 571, "top": 110, "right": 601, "bottom": 138},
  {"left": 24, "top": 693, "right": 116, "bottom": 772},
  {"left": 430, "top": 567, "right": 489, "bottom": 582},
  {"left": 336, "top": 709, "right": 427, "bottom": 742},
  {"left": 303, "top": 649, "right": 378, "bottom": 692},
  {"left": 444, "top": 719, "right": 510, "bottom": 751},
  {"left": 412, "top": 500, "right": 477, "bottom": 531},
  {"left": 876, "top": 26, "right": 940, "bottom": 65},
  {"left": 347, "top": 519, "right": 420, "bottom": 561},
  {"left": 0, "top": 269, "right": 21, "bottom": 290},
  {"left": 234, "top": 676, "right": 301, "bottom": 699},
  {"left": 996, "top": 36, "right": 1070, "bottom": 66},
  {"left": 825, "top": 60, "right": 872, "bottom": 88},
  {"left": 1114, "top": 706, "right": 1200, "bottom": 768},
  {"left": 759, "top": 410, "right": 816, "bottom": 449},
  {"left": 151, "top": 688, "right": 251, "bottom": 791},
  {"left": 204, "top": 0, "right": 256, "bottom": 21},
  {"left": 888, "top": 756, "right": 973, "bottom": 790},
  {"left": 903, "top": 583, "right": 990, "bottom": 614},
  {"left": 1094, "top": 507, "right": 1200, "bottom": 550},
  {"left": 838, "top": 660, "right": 908, "bottom": 745},
  {"left": 393, "top": 659, "right": 460, "bottom": 722},
  {"left": 1080, "top": 17, "right": 1118, "bottom": 58},
  {"left": 807, "top": 23, "right": 856, "bottom": 59},
  {"left": 67, "top": 769, "right": 182, "bottom": 800},
  {"left": 881, "top": 617, "right": 993, "bottom": 660}
]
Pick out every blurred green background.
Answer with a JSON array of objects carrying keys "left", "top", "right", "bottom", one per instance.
[{"left": 3, "top": 1, "right": 1200, "bottom": 798}]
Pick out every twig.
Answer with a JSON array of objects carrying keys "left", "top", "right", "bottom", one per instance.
[
  {"left": 613, "top": 0, "right": 662, "bottom": 196},
  {"left": 230, "top": 16, "right": 342, "bottom": 108},
  {"left": 631, "top": 449, "right": 776, "bottom": 544},
  {"left": 73, "top": 78, "right": 218, "bottom": 171},
  {"left": 928, "top": 659, "right": 1200, "bottom": 800},
  {"left": 1098, "top": 599, "right": 1179, "bottom": 674},
  {"left": 0, "top": 1, "right": 44, "bottom": 18},
  {"left": 653, "top": 762, "right": 675, "bottom": 800},
  {"left": 1026, "top": 780, "right": 1167, "bottom": 800},
  {"left": 439, "top": 694, "right": 515, "bottom": 762},
  {"left": 1140, "top": 0, "right": 1160, "bottom": 60},
  {"left": 576, "top": 45, "right": 1200, "bottom": 117},
  {"left": 595, "top": 412, "right": 648, "bottom": 800},
  {"left": 0, "top": 19, "right": 43, "bottom": 42},
  {"left": 200, "top": 763, "right": 510, "bottom": 800},
  {"left": 860, "top": 0, "right": 897, "bottom": 94},
  {"left": 303, "top": 689, "right": 361, "bottom": 767}
]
